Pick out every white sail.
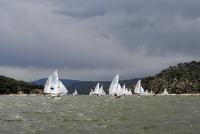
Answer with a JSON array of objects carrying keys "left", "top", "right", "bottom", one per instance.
[
  {"left": 150, "top": 90, "right": 154, "bottom": 95},
  {"left": 116, "top": 83, "right": 123, "bottom": 97},
  {"left": 50, "top": 70, "right": 59, "bottom": 94},
  {"left": 134, "top": 80, "right": 145, "bottom": 95},
  {"left": 52, "top": 70, "right": 58, "bottom": 82},
  {"left": 102, "top": 89, "right": 106, "bottom": 95},
  {"left": 73, "top": 89, "right": 78, "bottom": 96},
  {"left": 125, "top": 88, "right": 128, "bottom": 95},
  {"left": 163, "top": 88, "right": 169, "bottom": 95},
  {"left": 94, "top": 83, "right": 100, "bottom": 95},
  {"left": 99, "top": 85, "right": 103, "bottom": 96},
  {"left": 99, "top": 85, "right": 106, "bottom": 96},
  {"left": 140, "top": 86, "right": 145, "bottom": 95},
  {"left": 134, "top": 80, "right": 141, "bottom": 94},
  {"left": 44, "top": 75, "right": 52, "bottom": 93},
  {"left": 50, "top": 81, "right": 59, "bottom": 94},
  {"left": 128, "top": 89, "right": 132, "bottom": 95},
  {"left": 125, "top": 88, "right": 132, "bottom": 95},
  {"left": 89, "top": 89, "right": 94, "bottom": 95},
  {"left": 109, "top": 74, "right": 119, "bottom": 96},
  {"left": 59, "top": 80, "right": 68, "bottom": 95},
  {"left": 144, "top": 90, "right": 148, "bottom": 96},
  {"left": 122, "top": 85, "right": 126, "bottom": 95}
]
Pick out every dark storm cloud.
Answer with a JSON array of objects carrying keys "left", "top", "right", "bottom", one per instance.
[
  {"left": 0, "top": 0, "right": 199, "bottom": 81},
  {"left": 52, "top": 0, "right": 200, "bottom": 56}
]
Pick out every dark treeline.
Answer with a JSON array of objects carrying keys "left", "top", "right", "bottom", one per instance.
[
  {"left": 142, "top": 61, "right": 200, "bottom": 94},
  {"left": 0, "top": 76, "right": 43, "bottom": 94}
]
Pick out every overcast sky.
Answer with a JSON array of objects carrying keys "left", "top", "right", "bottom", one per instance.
[{"left": 0, "top": 0, "right": 200, "bottom": 81}]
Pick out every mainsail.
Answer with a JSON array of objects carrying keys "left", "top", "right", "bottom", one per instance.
[
  {"left": 50, "top": 70, "right": 59, "bottom": 94},
  {"left": 122, "top": 85, "right": 126, "bottom": 95},
  {"left": 44, "top": 75, "right": 52, "bottom": 94},
  {"left": 49, "top": 81, "right": 58, "bottom": 94},
  {"left": 116, "top": 83, "right": 123, "bottom": 97},
  {"left": 94, "top": 83, "right": 100, "bottom": 95},
  {"left": 134, "top": 80, "right": 145, "bottom": 95},
  {"left": 52, "top": 70, "right": 58, "bottom": 82},
  {"left": 134, "top": 80, "right": 141, "bottom": 94},
  {"left": 128, "top": 89, "right": 132, "bottom": 95},
  {"left": 89, "top": 89, "right": 94, "bottom": 96},
  {"left": 59, "top": 80, "right": 68, "bottom": 95},
  {"left": 99, "top": 85, "right": 103, "bottom": 96},
  {"left": 140, "top": 86, "right": 145, "bottom": 95},
  {"left": 109, "top": 74, "right": 119, "bottom": 96},
  {"left": 163, "top": 88, "right": 169, "bottom": 95},
  {"left": 73, "top": 89, "right": 78, "bottom": 96}
]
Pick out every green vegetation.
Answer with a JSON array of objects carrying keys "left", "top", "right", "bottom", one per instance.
[
  {"left": 142, "top": 61, "right": 200, "bottom": 94},
  {"left": 0, "top": 75, "right": 43, "bottom": 94}
]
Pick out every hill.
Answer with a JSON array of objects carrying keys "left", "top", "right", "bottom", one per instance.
[
  {"left": 142, "top": 61, "right": 200, "bottom": 94},
  {"left": 0, "top": 75, "right": 43, "bottom": 94}
]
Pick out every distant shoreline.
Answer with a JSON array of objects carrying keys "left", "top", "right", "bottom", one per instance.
[{"left": 1, "top": 93, "right": 200, "bottom": 96}]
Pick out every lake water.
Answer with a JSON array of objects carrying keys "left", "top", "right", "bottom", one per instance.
[{"left": 0, "top": 95, "right": 199, "bottom": 134}]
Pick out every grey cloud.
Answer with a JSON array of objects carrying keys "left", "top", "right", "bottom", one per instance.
[
  {"left": 52, "top": 8, "right": 105, "bottom": 19},
  {"left": 51, "top": 0, "right": 200, "bottom": 56}
]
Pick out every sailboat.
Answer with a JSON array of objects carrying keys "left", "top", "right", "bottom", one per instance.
[
  {"left": 109, "top": 74, "right": 119, "bottom": 96},
  {"left": 72, "top": 89, "right": 78, "bottom": 96},
  {"left": 44, "top": 75, "right": 52, "bottom": 94},
  {"left": 134, "top": 80, "right": 145, "bottom": 95},
  {"left": 102, "top": 88, "right": 106, "bottom": 96},
  {"left": 126, "top": 88, "right": 132, "bottom": 95},
  {"left": 129, "top": 89, "right": 133, "bottom": 95},
  {"left": 121, "top": 85, "right": 132, "bottom": 96},
  {"left": 90, "top": 83, "right": 106, "bottom": 96},
  {"left": 122, "top": 85, "right": 126, "bottom": 95},
  {"left": 116, "top": 83, "right": 123, "bottom": 97},
  {"left": 89, "top": 89, "right": 94, "bottom": 96},
  {"left": 144, "top": 90, "right": 150, "bottom": 96},
  {"left": 162, "top": 88, "right": 169, "bottom": 95},
  {"left": 150, "top": 90, "right": 154, "bottom": 95},
  {"left": 99, "top": 86, "right": 103, "bottom": 96},
  {"left": 99, "top": 85, "right": 106, "bottom": 96},
  {"left": 44, "top": 70, "right": 68, "bottom": 97},
  {"left": 93, "top": 83, "right": 100, "bottom": 95}
]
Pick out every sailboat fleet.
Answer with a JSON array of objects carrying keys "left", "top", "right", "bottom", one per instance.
[
  {"left": 89, "top": 83, "right": 106, "bottom": 96},
  {"left": 108, "top": 74, "right": 132, "bottom": 97},
  {"left": 44, "top": 71, "right": 170, "bottom": 97}
]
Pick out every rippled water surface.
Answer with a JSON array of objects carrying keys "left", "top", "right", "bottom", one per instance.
[{"left": 0, "top": 95, "right": 199, "bottom": 134}]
